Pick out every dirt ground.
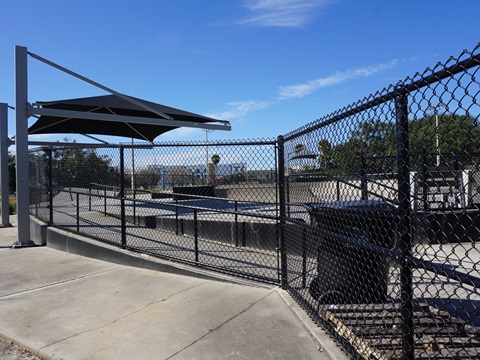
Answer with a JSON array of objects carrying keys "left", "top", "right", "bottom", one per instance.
[{"left": 0, "top": 337, "right": 40, "bottom": 360}]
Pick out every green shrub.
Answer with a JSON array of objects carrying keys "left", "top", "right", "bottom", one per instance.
[
  {"left": 0, "top": 199, "right": 16, "bottom": 215},
  {"left": 9, "top": 200, "right": 16, "bottom": 214}
]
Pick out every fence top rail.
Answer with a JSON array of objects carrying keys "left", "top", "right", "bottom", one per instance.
[
  {"left": 283, "top": 44, "right": 480, "bottom": 142},
  {"left": 28, "top": 138, "right": 277, "bottom": 152}
]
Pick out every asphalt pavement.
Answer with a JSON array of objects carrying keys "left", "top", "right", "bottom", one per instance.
[{"left": 0, "top": 216, "right": 347, "bottom": 360}]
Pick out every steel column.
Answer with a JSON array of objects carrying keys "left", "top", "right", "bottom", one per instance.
[
  {"left": 48, "top": 147, "right": 53, "bottom": 224},
  {"left": 120, "top": 146, "right": 126, "bottom": 248},
  {"left": 14, "top": 46, "right": 34, "bottom": 246},
  {"left": 0, "top": 103, "right": 11, "bottom": 227}
]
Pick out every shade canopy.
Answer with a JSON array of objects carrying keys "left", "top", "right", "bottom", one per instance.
[{"left": 28, "top": 95, "right": 226, "bottom": 142}]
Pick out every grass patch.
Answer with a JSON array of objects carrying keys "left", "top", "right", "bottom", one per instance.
[{"left": 1, "top": 195, "right": 17, "bottom": 215}]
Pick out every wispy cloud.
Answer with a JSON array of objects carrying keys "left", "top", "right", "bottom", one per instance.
[
  {"left": 277, "top": 60, "right": 398, "bottom": 99},
  {"left": 237, "top": 0, "right": 333, "bottom": 28},
  {"left": 160, "top": 127, "right": 200, "bottom": 139},
  {"left": 208, "top": 59, "right": 398, "bottom": 122},
  {"left": 206, "top": 100, "right": 270, "bottom": 120}
]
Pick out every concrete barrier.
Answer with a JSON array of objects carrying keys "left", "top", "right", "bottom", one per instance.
[{"left": 28, "top": 215, "right": 250, "bottom": 283}]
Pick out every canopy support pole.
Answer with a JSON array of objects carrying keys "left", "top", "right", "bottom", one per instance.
[
  {"left": 0, "top": 103, "right": 12, "bottom": 227},
  {"left": 27, "top": 51, "right": 174, "bottom": 121},
  {"left": 14, "top": 45, "right": 35, "bottom": 247}
]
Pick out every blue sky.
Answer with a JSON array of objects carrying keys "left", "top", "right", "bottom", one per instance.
[{"left": 1, "top": 0, "right": 480, "bottom": 144}]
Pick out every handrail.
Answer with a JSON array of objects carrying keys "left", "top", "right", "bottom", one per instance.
[{"left": 59, "top": 187, "right": 279, "bottom": 222}]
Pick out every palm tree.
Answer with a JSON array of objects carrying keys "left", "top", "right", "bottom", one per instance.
[
  {"left": 294, "top": 144, "right": 304, "bottom": 155},
  {"left": 208, "top": 154, "right": 220, "bottom": 185},
  {"left": 211, "top": 154, "right": 220, "bottom": 165}
]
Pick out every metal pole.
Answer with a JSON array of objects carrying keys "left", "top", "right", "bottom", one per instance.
[
  {"left": 194, "top": 209, "right": 198, "bottom": 264},
  {"left": 0, "top": 103, "right": 11, "bottom": 227},
  {"left": 427, "top": 103, "right": 445, "bottom": 167},
  {"left": 302, "top": 226, "right": 307, "bottom": 288},
  {"left": 175, "top": 200, "right": 179, "bottom": 235},
  {"left": 131, "top": 138, "right": 135, "bottom": 191},
  {"left": 277, "top": 135, "right": 288, "bottom": 289},
  {"left": 120, "top": 146, "right": 126, "bottom": 249},
  {"left": 205, "top": 130, "right": 209, "bottom": 171},
  {"left": 27, "top": 51, "right": 175, "bottom": 121},
  {"left": 133, "top": 190, "right": 136, "bottom": 225},
  {"left": 14, "top": 46, "right": 34, "bottom": 246},
  {"left": 242, "top": 221, "right": 247, "bottom": 247},
  {"left": 234, "top": 200, "right": 238, "bottom": 247},
  {"left": 48, "top": 147, "right": 53, "bottom": 224},
  {"left": 76, "top": 192, "right": 80, "bottom": 232},
  {"left": 360, "top": 153, "right": 368, "bottom": 200},
  {"left": 420, "top": 147, "right": 428, "bottom": 211},
  {"left": 436, "top": 112, "right": 440, "bottom": 167},
  {"left": 204, "top": 129, "right": 214, "bottom": 180},
  {"left": 395, "top": 94, "right": 415, "bottom": 360}
]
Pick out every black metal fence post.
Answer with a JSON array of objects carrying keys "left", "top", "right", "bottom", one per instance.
[
  {"left": 360, "top": 153, "right": 368, "bottom": 200},
  {"left": 277, "top": 135, "right": 287, "bottom": 289},
  {"left": 395, "top": 93, "right": 415, "bottom": 360},
  {"left": 104, "top": 188, "right": 107, "bottom": 216},
  {"left": 194, "top": 209, "right": 198, "bottom": 264},
  {"left": 76, "top": 192, "right": 80, "bottom": 232},
  {"left": 175, "top": 200, "right": 179, "bottom": 235},
  {"left": 234, "top": 200, "right": 239, "bottom": 247},
  {"left": 133, "top": 189, "right": 136, "bottom": 225},
  {"left": 48, "top": 147, "right": 53, "bottom": 225},
  {"left": 88, "top": 187, "right": 92, "bottom": 211},
  {"left": 120, "top": 146, "right": 126, "bottom": 249},
  {"left": 302, "top": 225, "right": 307, "bottom": 288},
  {"left": 242, "top": 221, "right": 247, "bottom": 247}
]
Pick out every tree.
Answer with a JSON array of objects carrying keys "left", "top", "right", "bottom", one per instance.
[
  {"left": 317, "top": 139, "right": 333, "bottom": 171},
  {"left": 8, "top": 153, "right": 15, "bottom": 193},
  {"left": 134, "top": 167, "right": 161, "bottom": 189},
  {"left": 211, "top": 154, "right": 220, "bottom": 165},
  {"left": 294, "top": 144, "right": 304, "bottom": 155},
  {"left": 409, "top": 114, "right": 480, "bottom": 166},
  {"left": 324, "top": 114, "right": 480, "bottom": 175},
  {"left": 44, "top": 139, "right": 115, "bottom": 189}
]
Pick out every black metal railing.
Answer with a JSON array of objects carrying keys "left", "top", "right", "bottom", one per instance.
[{"left": 29, "top": 140, "right": 281, "bottom": 284}]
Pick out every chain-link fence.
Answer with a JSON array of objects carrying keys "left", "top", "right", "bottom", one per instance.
[
  {"left": 29, "top": 140, "right": 281, "bottom": 284},
  {"left": 28, "top": 43, "right": 480, "bottom": 359},
  {"left": 280, "top": 44, "right": 480, "bottom": 359}
]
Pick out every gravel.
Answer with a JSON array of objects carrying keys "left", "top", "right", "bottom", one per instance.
[{"left": 0, "top": 337, "right": 41, "bottom": 360}]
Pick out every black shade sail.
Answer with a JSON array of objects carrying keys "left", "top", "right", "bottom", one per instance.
[{"left": 28, "top": 95, "right": 226, "bottom": 142}]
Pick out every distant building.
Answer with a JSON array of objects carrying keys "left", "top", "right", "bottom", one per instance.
[{"left": 148, "top": 162, "right": 246, "bottom": 188}]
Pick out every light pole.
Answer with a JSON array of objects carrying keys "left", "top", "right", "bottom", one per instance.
[
  {"left": 204, "top": 129, "right": 214, "bottom": 171},
  {"left": 427, "top": 103, "right": 446, "bottom": 167},
  {"left": 131, "top": 138, "right": 135, "bottom": 191}
]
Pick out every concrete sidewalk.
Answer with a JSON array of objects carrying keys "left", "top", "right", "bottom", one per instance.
[{"left": 0, "top": 217, "right": 347, "bottom": 360}]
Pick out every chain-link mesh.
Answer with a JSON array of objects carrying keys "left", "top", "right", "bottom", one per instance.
[
  {"left": 281, "top": 44, "right": 480, "bottom": 359},
  {"left": 28, "top": 43, "right": 480, "bottom": 359},
  {"left": 29, "top": 140, "right": 280, "bottom": 284}
]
